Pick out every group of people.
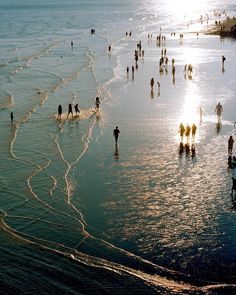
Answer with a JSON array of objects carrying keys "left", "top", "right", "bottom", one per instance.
[
  {"left": 57, "top": 97, "right": 101, "bottom": 120},
  {"left": 179, "top": 123, "right": 197, "bottom": 142},
  {"left": 57, "top": 103, "right": 80, "bottom": 119}
]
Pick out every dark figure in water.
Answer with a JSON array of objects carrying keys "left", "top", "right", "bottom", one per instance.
[
  {"left": 150, "top": 77, "right": 154, "bottom": 89},
  {"left": 228, "top": 135, "right": 234, "bottom": 156},
  {"left": 215, "top": 102, "right": 223, "bottom": 122},
  {"left": 179, "top": 123, "right": 185, "bottom": 141},
  {"left": 113, "top": 126, "right": 120, "bottom": 145},
  {"left": 185, "top": 124, "right": 191, "bottom": 142},
  {"left": 71, "top": 41, "right": 74, "bottom": 47},
  {"left": 131, "top": 66, "right": 134, "bottom": 80},
  {"left": 191, "top": 123, "right": 197, "bottom": 142},
  {"left": 222, "top": 55, "right": 226, "bottom": 71},
  {"left": 95, "top": 97, "right": 101, "bottom": 109},
  {"left": 10, "top": 112, "right": 14, "bottom": 124},
  {"left": 57, "top": 105, "right": 62, "bottom": 119},
  {"left": 67, "top": 104, "right": 73, "bottom": 118},
  {"left": 74, "top": 104, "right": 80, "bottom": 114},
  {"left": 108, "top": 45, "right": 111, "bottom": 52}
]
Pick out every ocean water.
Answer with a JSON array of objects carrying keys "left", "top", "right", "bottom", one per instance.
[{"left": 0, "top": 0, "right": 236, "bottom": 294}]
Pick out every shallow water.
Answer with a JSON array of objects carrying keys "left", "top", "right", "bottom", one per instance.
[{"left": 0, "top": 0, "right": 236, "bottom": 294}]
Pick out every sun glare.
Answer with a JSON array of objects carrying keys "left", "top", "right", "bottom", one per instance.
[{"left": 180, "top": 83, "right": 201, "bottom": 126}]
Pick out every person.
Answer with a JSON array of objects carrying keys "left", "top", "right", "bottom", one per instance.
[
  {"left": 131, "top": 66, "right": 134, "bottom": 80},
  {"left": 191, "top": 123, "right": 197, "bottom": 141},
  {"left": 71, "top": 41, "right": 73, "bottom": 47},
  {"left": 108, "top": 45, "right": 111, "bottom": 52},
  {"left": 95, "top": 97, "right": 100, "bottom": 109},
  {"left": 150, "top": 77, "right": 154, "bottom": 89},
  {"left": 74, "top": 104, "right": 80, "bottom": 114},
  {"left": 10, "top": 112, "right": 14, "bottom": 124},
  {"left": 179, "top": 123, "right": 185, "bottom": 140},
  {"left": 185, "top": 124, "right": 191, "bottom": 138},
  {"left": 57, "top": 105, "right": 62, "bottom": 119},
  {"left": 232, "top": 164, "right": 236, "bottom": 197},
  {"left": 199, "top": 107, "right": 203, "bottom": 122},
  {"left": 222, "top": 55, "right": 226, "bottom": 65},
  {"left": 157, "top": 81, "right": 160, "bottom": 96},
  {"left": 67, "top": 103, "right": 73, "bottom": 118},
  {"left": 215, "top": 102, "right": 223, "bottom": 122},
  {"left": 228, "top": 135, "right": 234, "bottom": 156},
  {"left": 113, "top": 126, "right": 120, "bottom": 145}
]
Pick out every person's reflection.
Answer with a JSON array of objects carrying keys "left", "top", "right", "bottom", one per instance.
[
  {"left": 216, "top": 122, "right": 221, "bottom": 134},
  {"left": 150, "top": 89, "right": 154, "bottom": 99},
  {"left": 179, "top": 142, "right": 184, "bottom": 158},
  {"left": 113, "top": 145, "right": 119, "bottom": 160}
]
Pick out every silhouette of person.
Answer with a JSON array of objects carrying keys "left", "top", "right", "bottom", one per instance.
[
  {"left": 185, "top": 124, "right": 191, "bottom": 141},
  {"left": 228, "top": 136, "right": 234, "bottom": 156},
  {"left": 57, "top": 105, "right": 62, "bottom": 119},
  {"left": 222, "top": 55, "right": 226, "bottom": 71},
  {"left": 67, "top": 104, "right": 73, "bottom": 118},
  {"left": 95, "top": 97, "right": 100, "bottom": 109},
  {"left": 150, "top": 77, "right": 154, "bottom": 89},
  {"left": 113, "top": 126, "right": 120, "bottom": 145},
  {"left": 191, "top": 123, "right": 197, "bottom": 142},
  {"left": 74, "top": 104, "right": 80, "bottom": 114},
  {"left": 179, "top": 123, "right": 185, "bottom": 141},
  {"left": 199, "top": 107, "right": 203, "bottom": 122},
  {"left": 10, "top": 112, "right": 14, "bottom": 124},
  {"left": 71, "top": 41, "right": 74, "bottom": 47},
  {"left": 215, "top": 102, "right": 223, "bottom": 122},
  {"left": 232, "top": 164, "right": 236, "bottom": 197}
]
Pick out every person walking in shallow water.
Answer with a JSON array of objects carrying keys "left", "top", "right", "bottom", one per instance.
[
  {"left": 95, "top": 97, "right": 101, "bottom": 109},
  {"left": 113, "top": 126, "right": 120, "bottom": 145},
  {"left": 67, "top": 104, "right": 73, "bottom": 118},
  {"left": 74, "top": 104, "right": 80, "bottom": 114},
  {"left": 10, "top": 112, "right": 14, "bottom": 124},
  {"left": 215, "top": 102, "right": 223, "bottom": 122},
  {"left": 228, "top": 135, "right": 234, "bottom": 156},
  {"left": 57, "top": 105, "right": 62, "bottom": 119}
]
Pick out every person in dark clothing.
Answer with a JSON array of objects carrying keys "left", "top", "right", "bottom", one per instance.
[
  {"left": 10, "top": 112, "right": 14, "bottom": 124},
  {"left": 67, "top": 104, "right": 73, "bottom": 118},
  {"left": 74, "top": 104, "right": 80, "bottom": 114},
  {"left": 113, "top": 126, "right": 120, "bottom": 145},
  {"left": 57, "top": 105, "right": 62, "bottom": 119}
]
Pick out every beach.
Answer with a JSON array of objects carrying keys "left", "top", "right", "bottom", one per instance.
[{"left": 0, "top": 0, "right": 236, "bottom": 294}]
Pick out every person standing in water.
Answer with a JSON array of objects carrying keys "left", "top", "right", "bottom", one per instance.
[
  {"left": 215, "top": 102, "right": 223, "bottom": 122},
  {"left": 74, "top": 104, "right": 80, "bottom": 114},
  {"left": 57, "top": 105, "right": 62, "bottom": 119},
  {"left": 10, "top": 112, "right": 14, "bottom": 124},
  {"left": 95, "top": 97, "right": 101, "bottom": 109},
  {"left": 67, "top": 104, "right": 73, "bottom": 118},
  {"left": 228, "top": 136, "right": 234, "bottom": 156},
  {"left": 179, "top": 123, "right": 185, "bottom": 141},
  {"left": 191, "top": 123, "right": 197, "bottom": 142},
  {"left": 150, "top": 77, "right": 154, "bottom": 89},
  {"left": 113, "top": 126, "right": 120, "bottom": 145}
]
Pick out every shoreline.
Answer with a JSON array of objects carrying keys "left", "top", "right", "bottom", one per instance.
[{"left": 205, "top": 17, "right": 236, "bottom": 36}]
